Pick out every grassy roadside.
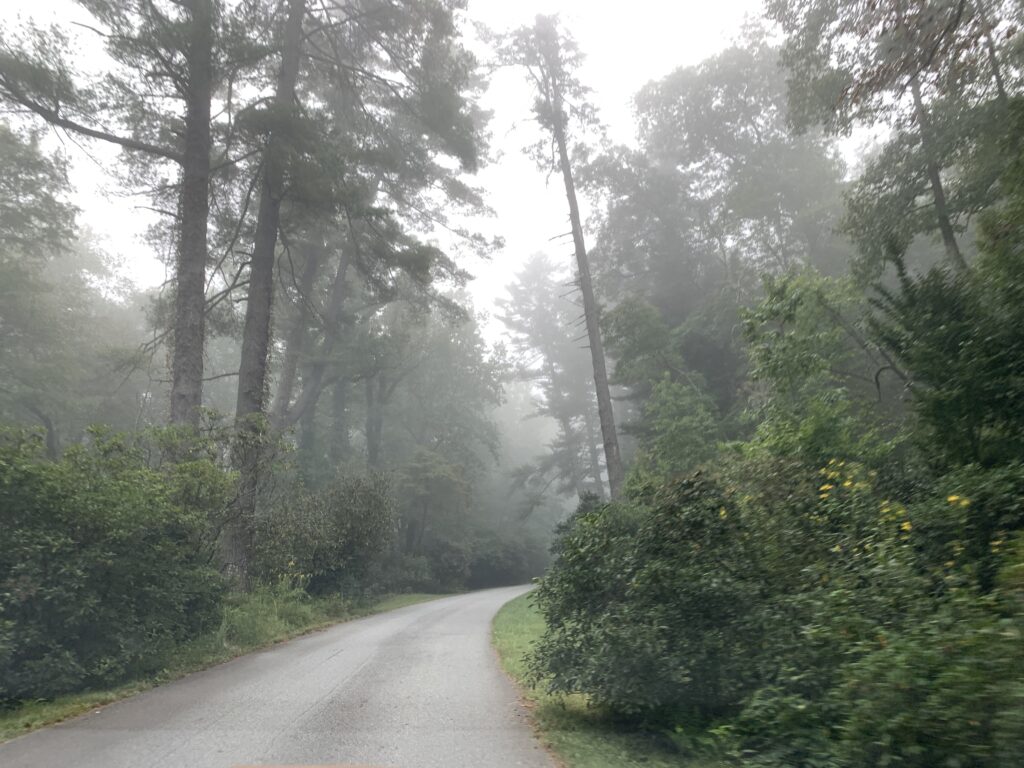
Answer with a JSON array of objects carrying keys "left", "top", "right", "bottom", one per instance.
[
  {"left": 0, "top": 590, "right": 443, "bottom": 743},
  {"left": 493, "top": 592, "right": 726, "bottom": 768}
]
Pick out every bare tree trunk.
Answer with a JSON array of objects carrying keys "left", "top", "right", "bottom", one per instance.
[
  {"left": 170, "top": 0, "right": 214, "bottom": 425},
  {"left": 583, "top": 407, "right": 605, "bottom": 496},
  {"left": 236, "top": 0, "right": 306, "bottom": 424},
  {"left": 228, "top": 0, "right": 305, "bottom": 584},
  {"left": 550, "top": 113, "right": 625, "bottom": 497},
  {"left": 0, "top": 3, "right": 214, "bottom": 426}
]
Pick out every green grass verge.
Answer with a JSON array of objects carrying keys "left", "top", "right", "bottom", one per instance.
[
  {"left": 0, "top": 590, "right": 444, "bottom": 743},
  {"left": 493, "top": 592, "right": 727, "bottom": 768}
]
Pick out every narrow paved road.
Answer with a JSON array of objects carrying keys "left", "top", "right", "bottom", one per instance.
[{"left": 1, "top": 586, "right": 553, "bottom": 768}]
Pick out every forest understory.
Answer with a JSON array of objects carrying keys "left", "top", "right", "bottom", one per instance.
[{"left": 2, "top": 2, "right": 1024, "bottom": 766}]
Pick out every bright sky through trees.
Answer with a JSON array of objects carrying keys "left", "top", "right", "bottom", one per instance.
[{"left": 2, "top": 0, "right": 761, "bottom": 336}]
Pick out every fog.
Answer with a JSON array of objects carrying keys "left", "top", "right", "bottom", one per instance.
[{"left": 2, "top": 1, "right": 1023, "bottom": 766}]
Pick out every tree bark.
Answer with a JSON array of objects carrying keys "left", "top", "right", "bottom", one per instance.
[
  {"left": 583, "top": 407, "right": 605, "bottom": 496},
  {"left": 0, "top": 2, "right": 214, "bottom": 425},
  {"left": 549, "top": 103, "right": 625, "bottom": 497},
  {"left": 227, "top": 0, "right": 306, "bottom": 584},
  {"left": 169, "top": 0, "right": 214, "bottom": 425},
  {"left": 236, "top": 0, "right": 306, "bottom": 424}
]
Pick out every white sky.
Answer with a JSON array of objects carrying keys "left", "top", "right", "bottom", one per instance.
[
  {"left": 466, "top": 0, "right": 763, "bottom": 337},
  {"left": 3, "top": 0, "right": 764, "bottom": 340}
]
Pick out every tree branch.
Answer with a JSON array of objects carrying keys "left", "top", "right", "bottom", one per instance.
[{"left": 0, "top": 80, "right": 183, "bottom": 163}]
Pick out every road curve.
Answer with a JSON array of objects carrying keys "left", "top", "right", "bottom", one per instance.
[{"left": 0, "top": 585, "right": 553, "bottom": 768}]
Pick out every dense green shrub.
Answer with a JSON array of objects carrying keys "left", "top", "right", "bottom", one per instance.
[
  {"left": 531, "top": 455, "right": 1024, "bottom": 766},
  {"left": 251, "top": 473, "right": 396, "bottom": 594},
  {"left": 731, "top": 461, "right": 933, "bottom": 766},
  {"left": 533, "top": 459, "right": 917, "bottom": 719},
  {"left": 423, "top": 537, "right": 475, "bottom": 591},
  {"left": 834, "top": 578, "right": 1024, "bottom": 768},
  {"left": 0, "top": 431, "right": 224, "bottom": 702},
  {"left": 528, "top": 493, "right": 655, "bottom": 713},
  {"left": 911, "top": 463, "right": 1024, "bottom": 593}
]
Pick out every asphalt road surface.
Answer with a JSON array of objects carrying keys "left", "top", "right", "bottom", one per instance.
[{"left": 0, "top": 585, "right": 553, "bottom": 768}]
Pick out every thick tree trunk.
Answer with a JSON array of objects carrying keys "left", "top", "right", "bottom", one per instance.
[
  {"left": 0, "top": 3, "right": 214, "bottom": 425},
  {"left": 583, "top": 407, "right": 605, "bottom": 496},
  {"left": 170, "top": 0, "right": 214, "bottom": 426},
  {"left": 236, "top": 0, "right": 306, "bottom": 423},
  {"left": 550, "top": 113, "right": 625, "bottom": 497},
  {"left": 227, "top": 0, "right": 306, "bottom": 584}
]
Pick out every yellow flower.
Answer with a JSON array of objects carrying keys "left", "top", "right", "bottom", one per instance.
[
  {"left": 947, "top": 494, "right": 960, "bottom": 504},
  {"left": 719, "top": 507, "right": 728, "bottom": 519},
  {"left": 843, "top": 480, "right": 853, "bottom": 488},
  {"left": 960, "top": 498, "right": 971, "bottom": 507},
  {"left": 900, "top": 520, "right": 912, "bottom": 532},
  {"left": 820, "top": 484, "right": 834, "bottom": 491}
]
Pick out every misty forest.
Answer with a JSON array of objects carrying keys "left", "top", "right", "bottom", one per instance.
[{"left": 2, "top": 1, "right": 1024, "bottom": 767}]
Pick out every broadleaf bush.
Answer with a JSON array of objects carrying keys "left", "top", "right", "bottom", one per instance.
[{"left": 0, "top": 430, "right": 225, "bottom": 702}]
